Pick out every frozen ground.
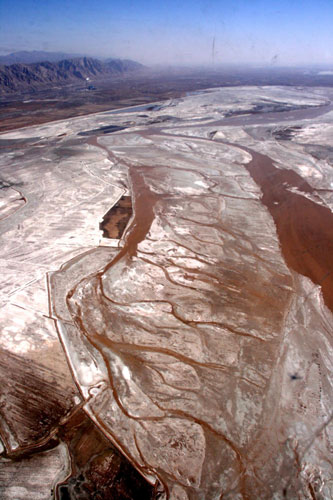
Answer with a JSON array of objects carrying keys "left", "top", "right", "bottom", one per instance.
[{"left": 0, "top": 86, "right": 333, "bottom": 499}]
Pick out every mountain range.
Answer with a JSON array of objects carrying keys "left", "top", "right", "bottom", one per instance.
[
  {"left": 0, "top": 54, "right": 144, "bottom": 94},
  {"left": 0, "top": 50, "right": 85, "bottom": 65}
]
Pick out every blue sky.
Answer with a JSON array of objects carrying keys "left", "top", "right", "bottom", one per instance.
[{"left": 0, "top": 0, "right": 333, "bottom": 66}]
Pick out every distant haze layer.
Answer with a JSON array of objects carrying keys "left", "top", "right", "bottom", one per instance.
[{"left": 0, "top": 0, "right": 333, "bottom": 66}]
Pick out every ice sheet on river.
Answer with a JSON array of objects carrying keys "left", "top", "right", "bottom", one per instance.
[{"left": 1, "top": 86, "right": 333, "bottom": 499}]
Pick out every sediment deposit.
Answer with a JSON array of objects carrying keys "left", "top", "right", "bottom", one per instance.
[{"left": 0, "top": 86, "right": 333, "bottom": 499}]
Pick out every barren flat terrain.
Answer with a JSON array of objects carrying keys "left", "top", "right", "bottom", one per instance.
[
  {"left": 0, "top": 86, "right": 333, "bottom": 499},
  {"left": 2, "top": 67, "right": 333, "bottom": 132}
]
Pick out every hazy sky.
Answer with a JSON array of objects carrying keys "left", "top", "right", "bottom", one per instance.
[{"left": 1, "top": 0, "right": 333, "bottom": 66}]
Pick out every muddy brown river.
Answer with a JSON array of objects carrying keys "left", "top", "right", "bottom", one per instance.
[{"left": 244, "top": 147, "right": 333, "bottom": 314}]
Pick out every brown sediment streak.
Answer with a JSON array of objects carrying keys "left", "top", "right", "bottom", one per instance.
[
  {"left": 86, "top": 135, "right": 163, "bottom": 267},
  {"left": 241, "top": 147, "right": 333, "bottom": 313},
  {"left": 127, "top": 167, "right": 162, "bottom": 256},
  {"left": 72, "top": 328, "right": 246, "bottom": 493},
  {"left": 105, "top": 167, "right": 164, "bottom": 269},
  {"left": 144, "top": 123, "right": 333, "bottom": 312},
  {"left": 86, "top": 135, "right": 109, "bottom": 155}
]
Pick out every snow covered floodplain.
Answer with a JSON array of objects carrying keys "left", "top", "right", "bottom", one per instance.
[{"left": 1, "top": 86, "right": 333, "bottom": 499}]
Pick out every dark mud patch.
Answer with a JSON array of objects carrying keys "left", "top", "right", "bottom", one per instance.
[
  {"left": 0, "top": 177, "right": 23, "bottom": 189},
  {"left": 54, "top": 146, "right": 87, "bottom": 160},
  {"left": 78, "top": 125, "right": 126, "bottom": 137},
  {"left": 304, "top": 144, "right": 333, "bottom": 165},
  {"left": 272, "top": 126, "right": 302, "bottom": 141},
  {"left": 0, "top": 137, "right": 41, "bottom": 147},
  {"left": 0, "top": 137, "right": 41, "bottom": 151},
  {"left": 0, "top": 347, "right": 78, "bottom": 453},
  {"left": 108, "top": 104, "right": 163, "bottom": 115},
  {"left": 244, "top": 149, "right": 333, "bottom": 313},
  {"left": 216, "top": 102, "right": 333, "bottom": 128},
  {"left": 146, "top": 104, "right": 163, "bottom": 111},
  {"left": 100, "top": 196, "right": 132, "bottom": 239},
  {"left": 56, "top": 410, "right": 154, "bottom": 500},
  {"left": 225, "top": 102, "right": 311, "bottom": 118},
  {"left": 147, "top": 115, "right": 180, "bottom": 125}
]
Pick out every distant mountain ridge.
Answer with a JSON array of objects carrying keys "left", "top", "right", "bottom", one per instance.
[
  {"left": 0, "top": 50, "right": 84, "bottom": 65},
  {"left": 0, "top": 57, "right": 144, "bottom": 93}
]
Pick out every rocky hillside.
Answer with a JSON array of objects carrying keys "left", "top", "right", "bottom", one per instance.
[{"left": 0, "top": 57, "right": 144, "bottom": 94}]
